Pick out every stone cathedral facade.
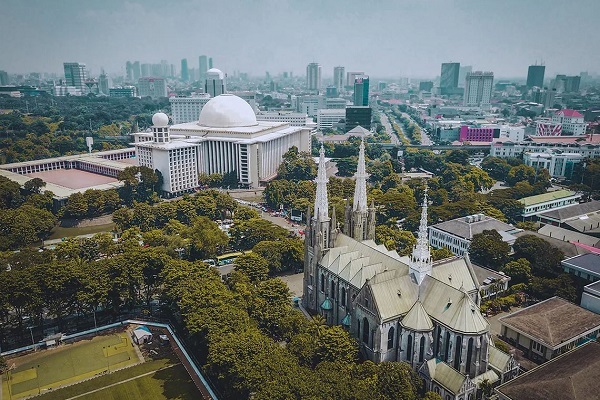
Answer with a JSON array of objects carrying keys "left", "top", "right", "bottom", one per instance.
[{"left": 303, "top": 142, "right": 518, "bottom": 400}]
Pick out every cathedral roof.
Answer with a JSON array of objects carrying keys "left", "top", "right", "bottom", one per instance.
[
  {"left": 400, "top": 301, "right": 434, "bottom": 331},
  {"left": 489, "top": 345, "right": 513, "bottom": 373},
  {"left": 430, "top": 257, "right": 479, "bottom": 293},
  {"left": 367, "top": 272, "right": 418, "bottom": 321},
  {"left": 422, "top": 359, "right": 468, "bottom": 395}
]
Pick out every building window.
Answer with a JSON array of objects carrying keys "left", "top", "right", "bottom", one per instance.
[
  {"left": 407, "top": 334, "right": 413, "bottom": 361},
  {"left": 341, "top": 287, "right": 346, "bottom": 307},
  {"left": 362, "top": 317, "right": 369, "bottom": 345},
  {"left": 454, "top": 336, "right": 462, "bottom": 370},
  {"left": 320, "top": 274, "right": 325, "bottom": 292},
  {"left": 388, "top": 327, "right": 395, "bottom": 350},
  {"left": 466, "top": 337, "right": 474, "bottom": 375},
  {"left": 331, "top": 280, "right": 336, "bottom": 299},
  {"left": 419, "top": 335, "right": 426, "bottom": 362}
]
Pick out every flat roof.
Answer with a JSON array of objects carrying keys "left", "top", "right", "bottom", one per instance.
[
  {"left": 430, "top": 215, "right": 515, "bottom": 240},
  {"left": 584, "top": 280, "right": 600, "bottom": 297},
  {"left": 538, "top": 200, "right": 600, "bottom": 221},
  {"left": 498, "top": 297, "right": 600, "bottom": 348},
  {"left": 562, "top": 253, "right": 600, "bottom": 276},
  {"left": 26, "top": 169, "right": 119, "bottom": 189},
  {"left": 495, "top": 341, "right": 600, "bottom": 400},
  {"left": 519, "top": 190, "right": 579, "bottom": 207}
]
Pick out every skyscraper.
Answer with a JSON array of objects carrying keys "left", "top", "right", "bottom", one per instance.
[
  {"left": 199, "top": 55, "right": 208, "bottom": 82},
  {"left": 458, "top": 65, "right": 472, "bottom": 88},
  {"left": 205, "top": 68, "right": 225, "bottom": 97},
  {"left": 334, "top": 66, "right": 345, "bottom": 91},
  {"left": 0, "top": 70, "right": 9, "bottom": 85},
  {"left": 463, "top": 71, "right": 494, "bottom": 107},
  {"left": 306, "top": 62, "right": 321, "bottom": 92},
  {"left": 353, "top": 75, "right": 369, "bottom": 106},
  {"left": 527, "top": 65, "right": 545, "bottom": 88},
  {"left": 181, "top": 59, "right": 189, "bottom": 82},
  {"left": 126, "top": 61, "right": 133, "bottom": 81},
  {"left": 132, "top": 61, "right": 141, "bottom": 80},
  {"left": 209, "top": 57, "right": 213, "bottom": 69},
  {"left": 141, "top": 63, "right": 151, "bottom": 77},
  {"left": 440, "top": 62, "right": 460, "bottom": 91},
  {"left": 63, "top": 62, "right": 87, "bottom": 91},
  {"left": 99, "top": 71, "right": 109, "bottom": 95}
]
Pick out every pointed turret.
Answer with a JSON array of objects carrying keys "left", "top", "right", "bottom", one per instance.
[
  {"left": 353, "top": 140, "right": 369, "bottom": 212},
  {"left": 314, "top": 145, "right": 329, "bottom": 221},
  {"left": 410, "top": 184, "right": 433, "bottom": 285}
]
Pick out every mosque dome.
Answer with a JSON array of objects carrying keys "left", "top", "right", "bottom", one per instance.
[
  {"left": 206, "top": 68, "right": 225, "bottom": 79},
  {"left": 198, "top": 94, "right": 258, "bottom": 128},
  {"left": 152, "top": 112, "right": 169, "bottom": 127}
]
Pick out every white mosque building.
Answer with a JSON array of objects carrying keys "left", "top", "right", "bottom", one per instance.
[
  {"left": 303, "top": 142, "right": 519, "bottom": 400},
  {"left": 134, "top": 94, "right": 311, "bottom": 195}
]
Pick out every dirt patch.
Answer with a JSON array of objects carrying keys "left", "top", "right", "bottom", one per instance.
[{"left": 60, "top": 215, "right": 114, "bottom": 228}]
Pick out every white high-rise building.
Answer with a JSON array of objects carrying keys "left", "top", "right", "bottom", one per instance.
[
  {"left": 134, "top": 94, "right": 311, "bottom": 189},
  {"left": 205, "top": 68, "right": 226, "bottom": 97},
  {"left": 169, "top": 94, "right": 211, "bottom": 124},
  {"left": 307, "top": 63, "right": 322, "bottom": 92},
  {"left": 463, "top": 71, "right": 494, "bottom": 107},
  {"left": 63, "top": 62, "right": 87, "bottom": 92},
  {"left": 334, "top": 66, "right": 345, "bottom": 91}
]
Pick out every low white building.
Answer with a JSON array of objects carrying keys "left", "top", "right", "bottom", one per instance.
[
  {"left": 256, "top": 111, "right": 314, "bottom": 127},
  {"left": 137, "top": 77, "right": 167, "bottom": 98},
  {"left": 169, "top": 94, "right": 211, "bottom": 124},
  {"left": 429, "top": 213, "right": 519, "bottom": 256},
  {"left": 490, "top": 135, "right": 600, "bottom": 159},
  {"left": 523, "top": 151, "right": 585, "bottom": 178},
  {"left": 317, "top": 109, "right": 346, "bottom": 130},
  {"left": 519, "top": 190, "right": 582, "bottom": 218},
  {"left": 552, "top": 109, "right": 587, "bottom": 135}
]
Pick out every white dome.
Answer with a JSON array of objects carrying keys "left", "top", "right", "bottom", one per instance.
[
  {"left": 152, "top": 112, "right": 169, "bottom": 127},
  {"left": 198, "top": 94, "right": 258, "bottom": 128},
  {"left": 206, "top": 68, "right": 224, "bottom": 79}
]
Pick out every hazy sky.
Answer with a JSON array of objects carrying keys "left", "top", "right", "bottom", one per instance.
[{"left": 2, "top": 0, "right": 599, "bottom": 79}]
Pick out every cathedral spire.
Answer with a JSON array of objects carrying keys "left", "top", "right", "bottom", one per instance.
[
  {"left": 314, "top": 144, "right": 329, "bottom": 221},
  {"left": 353, "top": 140, "right": 368, "bottom": 212},
  {"left": 410, "top": 183, "right": 432, "bottom": 285}
]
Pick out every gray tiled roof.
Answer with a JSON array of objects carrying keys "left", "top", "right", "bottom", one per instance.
[
  {"left": 538, "top": 200, "right": 600, "bottom": 221},
  {"left": 562, "top": 253, "right": 600, "bottom": 275},
  {"left": 430, "top": 215, "right": 515, "bottom": 240}
]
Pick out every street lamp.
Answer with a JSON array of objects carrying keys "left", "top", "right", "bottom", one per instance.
[{"left": 27, "top": 326, "right": 35, "bottom": 350}]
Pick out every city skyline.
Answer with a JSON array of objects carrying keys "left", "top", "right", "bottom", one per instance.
[{"left": 1, "top": 0, "right": 599, "bottom": 79}]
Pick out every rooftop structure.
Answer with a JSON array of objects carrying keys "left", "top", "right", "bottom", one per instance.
[
  {"left": 429, "top": 213, "right": 519, "bottom": 256},
  {"left": 581, "top": 280, "right": 600, "bottom": 315},
  {"left": 562, "top": 253, "right": 600, "bottom": 282},
  {"left": 495, "top": 341, "right": 600, "bottom": 400},
  {"left": 499, "top": 297, "right": 600, "bottom": 362}
]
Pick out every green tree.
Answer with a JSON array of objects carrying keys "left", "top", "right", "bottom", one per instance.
[
  {"left": 375, "top": 226, "right": 416, "bottom": 256},
  {"left": 513, "top": 235, "right": 564, "bottom": 277},
  {"left": 481, "top": 157, "right": 512, "bottom": 181},
  {"left": 23, "top": 177, "right": 46, "bottom": 194},
  {"left": 501, "top": 258, "right": 532, "bottom": 285},
  {"left": 188, "top": 216, "right": 229, "bottom": 259},
  {"left": 469, "top": 230, "right": 511, "bottom": 270},
  {"left": 235, "top": 253, "right": 269, "bottom": 283},
  {"left": 506, "top": 164, "right": 536, "bottom": 186},
  {"left": 277, "top": 146, "right": 317, "bottom": 181},
  {"left": 432, "top": 247, "right": 454, "bottom": 261},
  {"left": 229, "top": 218, "right": 289, "bottom": 250}
]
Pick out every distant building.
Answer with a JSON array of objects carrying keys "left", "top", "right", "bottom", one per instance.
[
  {"left": 346, "top": 71, "right": 364, "bottom": 87},
  {"left": 63, "top": 62, "right": 87, "bottom": 92},
  {"left": 317, "top": 109, "right": 346, "bottom": 130},
  {"left": 523, "top": 151, "right": 585, "bottom": 179},
  {"left": 490, "top": 135, "right": 600, "bottom": 159},
  {"left": 109, "top": 87, "right": 137, "bottom": 98},
  {"left": 440, "top": 62, "right": 460, "bottom": 91},
  {"left": 333, "top": 66, "right": 345, "bottom": 91},
  {"left": 0, "top": 70, "right": 9, "bottom": 85},
  {"left": 353, "top": 75, "right": 369, "bottom": 106},
  {"left": 137, "top": 77, "right": 167, "bottom": 98},
  {"left": 325, "top": 86, "right": 338, "bottom": 98},
  {"left": 345, "top": 106, "right": 371, "bottom": 132},
  {"left": 519, "top": 190, "right": 582, "bottom": 218},
  {"left": 464, "top": 71, "right": 494, "bottom": 107},
  {"left": 554, "top": 75, "right": 581, "bottom": 93},
  {"left": 495, "top": 341, "right": 600, "bottom": 400},
  {"left": 98, "top": 72, "right": 109, "bottom": 95},
  {"left": 306, "top": 62, "right": 322, "bottom": 92},
  {"left": 132, "top": 61, "right": 141, "bottom": 80},
  {"left": 419, "top": 81, "right": 434, "bottom": 92},
  {"left": 231, "top": 91, "right": 257, "bottom": 112},
  {"left": 256, "top": 111, "right": 313, "bottom": 127},
  {"left": 498, "top": 297, "right": 600, "bottom": 362},
  {"left": 205, "top": 68, "right": 225, "bottom": 97},
  {"left": 458, "top": 65, "right": 472, "bottom": 88},
  {"left": 526, "top": 65, "right": 545, "bottom": 88},
  {"left": 581, "top": 281, "right": 600, "bottom": 315},
  {"left": 429, "top": 213, "right": 519, "bottom": 256},
  {"left": 181, "top": 58, "right": 189, "bottom": 82},
  {"left": 552, "top": 109, "right": 586, "bottom": 135},
  {"left": 325, "top": 97, "right": 347, "bottom": 109},
  {"left": 198, "top": 55, "right": 208, "bottom": 82},
  {"left": 538, "top": 200, "right": 600, "bottom": 231},
  {"left": 169, "top": 94, "right": 211, "bottom": 124}
]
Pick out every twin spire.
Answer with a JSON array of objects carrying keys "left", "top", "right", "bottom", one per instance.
[
  {"left": 410, "top": 185, "right": 433, "bottom": 285},
  {"left": 314, "top": 140, "right": 369, "bottom": 219}
]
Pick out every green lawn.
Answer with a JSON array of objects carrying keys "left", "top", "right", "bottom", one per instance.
[
  {"left": 48, "top": 222, "right": 116, "bottom": 240},
  {"left": 2, "top": 332, "right": 139, "bottom": 399},
  {"left": 34, "top": 358, "right": 200, "bottom": 400}
]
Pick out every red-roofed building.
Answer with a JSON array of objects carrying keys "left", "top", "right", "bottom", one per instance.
[{"left": 552, "top": 109, "right": 586, "bottom": 135}]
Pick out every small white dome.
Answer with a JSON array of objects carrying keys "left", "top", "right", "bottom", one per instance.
[
  {"left": 198, "top": 94, "right": 258, "bottom": 128},
  {"left": 206, "top": 68, "right": 225, "bottom": 79},
  {"left": 152, "top": 112, "right": 169, "bottom": 127}
]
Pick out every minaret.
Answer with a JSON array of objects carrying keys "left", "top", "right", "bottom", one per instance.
[
  {"left": 344, "top": 140, "right": 376, "bottom": 241},
  {"left": 410, "top": 185, "right": 433, "bottom": 285}
]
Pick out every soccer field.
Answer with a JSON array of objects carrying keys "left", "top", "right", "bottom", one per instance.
[{"left": 1, "top": 332, "right": 139, "bottom": 399}]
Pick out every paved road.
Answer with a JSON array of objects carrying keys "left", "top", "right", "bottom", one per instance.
[
  {"left": 380, "top": 112, "right": 400, "bottom": 145},
  {"left": 402, "top": 112, "right": 432, "bottom": 146},
  {"left": 279, "top": 272, "right": 304, "bottom": 298}
]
